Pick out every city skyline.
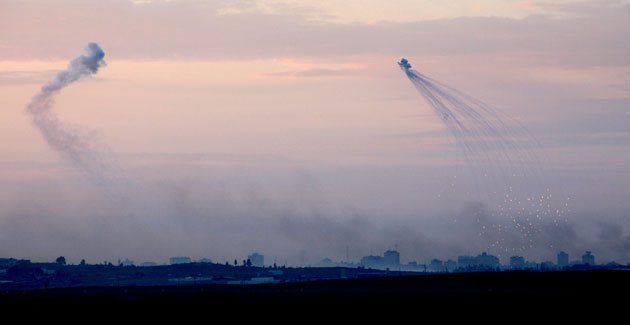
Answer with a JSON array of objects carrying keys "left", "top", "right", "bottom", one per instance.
[{"left": 0, "top": 247, "right": 618, "bottom": 270}]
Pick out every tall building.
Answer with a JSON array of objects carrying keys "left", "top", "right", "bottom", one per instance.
[
  {"left": 457, "top": 256, "right": 476, "bottom": 268},
  {"left": 557, "top": 251, "right": 569, "bottom": 268},
  {"left": 248, "top": 253, "right": 264, "bottom": 267},
  {"left": 360, "top": 255, "right": 383, "bottom": 269},
  {"left": 475, "top": 252, "right": 500, "bottom": 268},
  {"left": 444, "top": 260, "right": 458, "bottom": 272},
  {"left": 383, "top": 250, "right": 400, "bottom": 267},
  {"left": 428, "top": 259, "right": 444, "bottom": 272},
  {"left": 510, "top": 256, "right": 525, "bottom": 269},
  {"left": 582, "top": 251, "right": 595, "bottom": 265},
  {"left": 360, "top": 250, "right": 401, "bottom": 270}
]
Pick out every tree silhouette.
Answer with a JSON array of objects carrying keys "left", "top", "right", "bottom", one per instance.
[{"left": 55, "top": 256, "right": 66, "bottom": 265}]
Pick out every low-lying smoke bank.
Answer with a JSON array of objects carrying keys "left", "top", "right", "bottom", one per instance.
[{"left": 25, "top": 42, "right": 111, "bottom": 182}]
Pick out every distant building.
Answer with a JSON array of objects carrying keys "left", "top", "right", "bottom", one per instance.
[
  {"left": 444, "top": 260, "right": 458, "bottom": 272},
  {"left": 582, "top": 251, "right": 595, "bottom": 265},
  {"left": 457, "top": 253, "right": 499, "bottom": 269},
  {"left": 475, "top": 252, "right": 499, "bottom": 268},
  {"left": 458, "top": 256, "right": 476, "bottom": 268},
  {"left": 428, "top": 259, "right": 445, "bottom": 272},
  {"left": 523, "top": 261, "right": 538, "bottom": 269},
  {"left": 510, "top": 256, "right": 525, "bottom": 269},
  {"left": 540, "top": 261, "right": 556, "bottom": 271},
  {"left": 169, "top": 257, "right": 192, "bottom": 265},
  {"left": 198, "top": 258, "right": 213, "bottom": 264},
  {"left": 360, "top": 250, "right": 400, "bottom": 270},
  {"left": 139, "top": 262, "right": 158, "bottom": 267},
  {"left": 383, "top": 250, "right": 400, "bottom": 267},
  {"left": 557, "top": 251, "right": 569, "bottom": 268},
  {"left": 360, "top": 255, "right": 384, "bottom": 269},
  {"left": 248, "top": 253, "right": 264, "bottom": 267}
]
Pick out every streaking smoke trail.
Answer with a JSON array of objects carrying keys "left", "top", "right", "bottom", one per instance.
[
  {"left": 25, "top": 43, "right": 112, "bottom": 182},
  {"left": 399, "top": 58, "right": 571, "bottom": 255},
  {"left": 398, "top": 58, "right": 542, "bottom": 191}
]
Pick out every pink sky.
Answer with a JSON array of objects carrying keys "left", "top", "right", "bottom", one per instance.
[{"left": 0, "top": 0, "right": 629, "bottom": 264}]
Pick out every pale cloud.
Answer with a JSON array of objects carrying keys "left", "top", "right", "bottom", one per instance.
[
  {"left": 0, "top": 0, "right": 628, "bottom": 67},
  {"left": 0, "top": 70, "right": 57, "bottom": 85},
  {"left": 263, "top": 68, "right": 362, "bottom": 78},
  {"left": 219, "top": 0, "right": 615, "bottom": 22}
]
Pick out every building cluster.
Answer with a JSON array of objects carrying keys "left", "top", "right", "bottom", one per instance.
[
  {"left": 509, "top": 251, "right": 598, "bottom": 271},
  {"left": 2, "top": 248, "right": 629, "bottom": 291},
  {"left": 359, "top": 250, "right": 400, "bottom": 270},
  {"left": 162, "top": 253, "right": 264, "bottom": 268},
  {"left": 313, "top": 249, "right": 619, "bottom": 273},
  {"left": 0, "top": 249, "right": 620, "bottom": 276}
]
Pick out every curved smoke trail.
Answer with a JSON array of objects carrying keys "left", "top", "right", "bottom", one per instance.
[
  {"left": 398, "top": 58, "right": 543, "bottom": 190},
  {"left": 25, "top": 42, "right": 112, "bottom": 182}
]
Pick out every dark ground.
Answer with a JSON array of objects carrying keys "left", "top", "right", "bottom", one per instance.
[{"left": 1, "top": 270, "right": 627, "bottom": 317}]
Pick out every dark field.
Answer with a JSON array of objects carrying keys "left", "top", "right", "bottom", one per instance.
[{"left": 2, "top": 270, "right": 626, "bottom": 315}]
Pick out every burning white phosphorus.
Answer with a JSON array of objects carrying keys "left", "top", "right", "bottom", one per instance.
[
  {"left": 399, "top": 58, "right": 571, "bottom": 254},
  {"left": 25, "top": 42, "right": 112, "bottom": 182},
  {"left": 398, "top": 58, "right": 543, "bottom": 191}
]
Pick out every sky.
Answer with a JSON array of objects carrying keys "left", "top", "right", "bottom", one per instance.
[{"left": 1, "top": 0, "right": 629, "bottom": 266}]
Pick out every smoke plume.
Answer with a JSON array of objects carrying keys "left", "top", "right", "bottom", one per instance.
[{"left": 25, "top": 42, "right": 110, "bottom": 181}]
